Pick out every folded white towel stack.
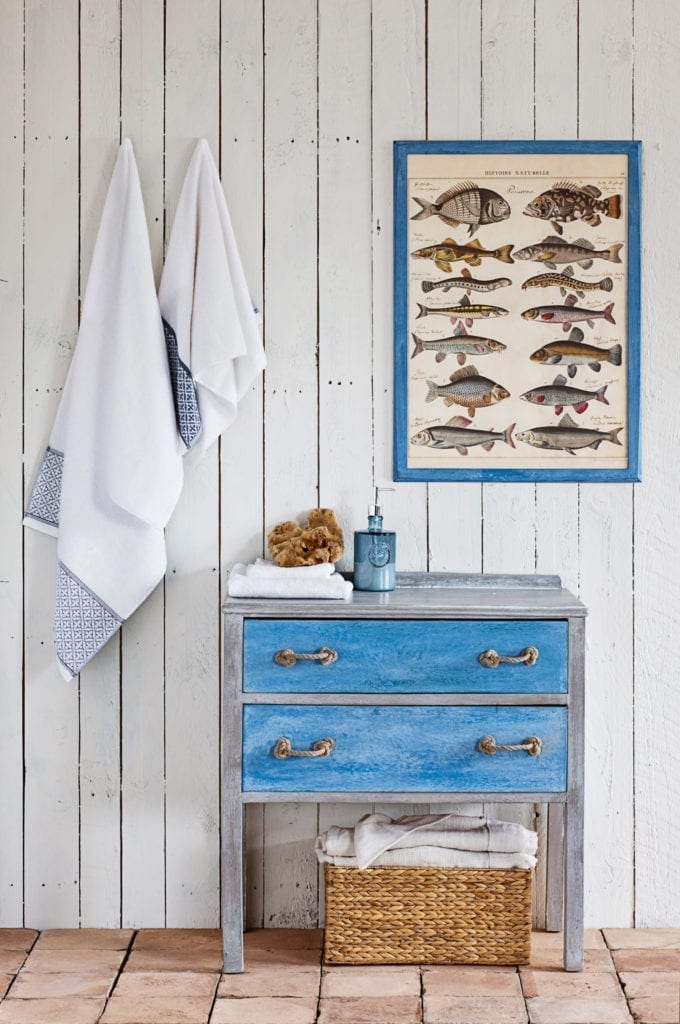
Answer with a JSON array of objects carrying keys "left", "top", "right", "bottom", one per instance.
[
  {"left": 315, "top": 812, "right": 537, "bottom": 870},
  {"left": 227, "top": 562, "right": 352, "bottom": 600},
  {"left": 24, "top": 140, "right": 183, "bottom": 680},
  {"left": 159, "top": 139, "right": 266, "bottom": 456},
  {"left": 247, "top": 558, "right": 335, "bottom": 581}
]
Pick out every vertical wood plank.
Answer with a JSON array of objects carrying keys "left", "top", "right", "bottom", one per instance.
[
  {"left": 480, "top": 0, "right": 536, "bottom": 580},
  {"left": 119, "top": 0, "right": 167, "bottom": 927},
  {"left": 78, "top": 0, "right": 122, "bottom": 928},
  {"left": 0, "top": 0, "right": 25, "bottom": 926},
  {"left": 578, "top": 0, "right": 635, "bottom": 927},
  {"left": 372, "top": 0, "right": 427, "bottom": 571},
  {"left": 426, "top": 0, "right": 483, "bottom": 573},
  {"left": 479, "top": 0, "right": 538, "bottom": 914},
  {"left": 632, "top": 0, "right": 680, "bottom": 927},
  {"left": 164, "top": 0, "right": 221, "bottom": 927},
  {"left": 261, "top": 0, "right": 320, "bottom": 928},
  {"left": 318, "top": 0, "right": 372, "bottom": 568},
  {"left": 633, "top": 0, "right": 680, "bottom": 926},
  {"left": 23, "top": 0, "right": 80, "bottom": 928},
  {"left": 220, "top": 0, "right": 266, "bottom": 927},
  {"left": 532, "top": 0, "right": 579, "bottom": 926},
  {"left": 424, "top": 0, "right": 484, "bottom": 826},
  {"left": 369, "top": 0, "right": 427, "bottom": 837},
  {"left": 263, "top": 0, "right": 319, "bottom": 525},
  {"left": 534, "top": 0, "right": 580, "bottom": 596},
  {"left": 314, "top": 0, "right": 374, "bottom": 885}
]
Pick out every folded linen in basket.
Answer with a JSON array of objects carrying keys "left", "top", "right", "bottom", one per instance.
[
  {"left": 227, "top": 563, "right": 352, "bottom": 600},
  {"left": 315, "top": 812, "right": 538, "bottom": 869},
  {"left": 315, "top": 846, "right": 537, "bottom": 870},
  {"left": 246, "top": 559, "right": 335, "bottom": 580}
]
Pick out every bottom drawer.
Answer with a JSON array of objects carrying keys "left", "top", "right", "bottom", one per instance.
[{"left": 242, "top": 704, "right": 567, "bottom": 793}]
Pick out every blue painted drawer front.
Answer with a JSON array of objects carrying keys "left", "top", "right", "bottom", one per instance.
[
  {"left": 242, "top": 705, "right": 567, "bottom": 793},
  {"left": 243, "top": 619, "right": 567, "bottom": 694}
]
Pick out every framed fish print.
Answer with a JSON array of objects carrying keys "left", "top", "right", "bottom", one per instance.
[{"left": 393, "top": 140, "right": 641, "bottom": 482}]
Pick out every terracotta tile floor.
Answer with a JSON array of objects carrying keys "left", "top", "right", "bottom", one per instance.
[{"left": 0, "top": 927, "right": 678, "bottom": 1023}]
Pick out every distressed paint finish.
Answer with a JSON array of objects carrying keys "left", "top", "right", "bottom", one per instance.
[
  {"left": 243, "top": 618, "right": 568, "bottom": 693},
  {"left": 3, "top": 0, "right": 676, "bottom": 936},
  {"left": 243, "top": 704, "right": 568, "bottom": 794}
]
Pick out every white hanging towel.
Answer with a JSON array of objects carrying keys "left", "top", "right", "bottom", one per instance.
[
  {"left": 24, "top": 139, "right": 183, "bottom": 680},
  {"left": 158, "top": 138, "right": 265, "bottom": 455}
]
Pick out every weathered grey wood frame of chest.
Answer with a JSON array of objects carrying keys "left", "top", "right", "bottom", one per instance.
[{"left": 221, "top": 573, "right": 586, "bottom": 972}]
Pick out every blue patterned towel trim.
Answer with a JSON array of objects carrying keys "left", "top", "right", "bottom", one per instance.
[
  {"left": 162, "top": 318, "right": 202, "bottom": 447},
  {"left": 25, "top": 446, "right": 64, "bottom": 528},
  {"left": 55, "top": 562, "right": 124, "bottom": 677}
]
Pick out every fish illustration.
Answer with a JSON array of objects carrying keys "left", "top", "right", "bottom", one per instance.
[
  {"left": 530, "top": 328, "right": 622, "bottom": 378},
  {"left": 411, "top": 416, "right": 516, "bottom": 454},
  {"left": 514, "top": 235, "right": 623, "bottom": 270},
  {"left": 411, "top": 182, "right": 511, "bottom": 236},
  {"left": 521, "top": 294, "right": 615, "bottom": 331},
  {"left": 520, "top": 373, "right": 609, "bottom": 415},
  {"left": 516, "top": 413, "right": 623, "bottom": 455},
  {"left": 521, "top": 266, "right": 613, "bottom": 298},
  {"left": 416, "top": 293, "right": 509, "bottom": 328},
  {"left": 411, "top": 237, "right": 514, "bottom": 271},
  {"left": 411, "top": 324, "right": 506, "bottom": 366},
  {"left": 523, "top": 181, "right": 622, "bottom": 235},
  {"left": 422, "top": 268, "right": 512, "bottom": 293},
  {"left": 424, "top": 364, "right": 510, "bottom": 418}
]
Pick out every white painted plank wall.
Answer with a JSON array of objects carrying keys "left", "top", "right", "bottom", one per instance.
[
  {"left": 578, "top": 0, "right": 635, "bottom": 926},
  {"left": 0, "top": 0, "right": 25, "bottom": 928},
  {"left": 3, "top": 0, "right": 679, "bottom": 931},
  {"left": 23, "top": 0, "right": 80, "bottom": 929},
  {"left": 120, "top": 0, "right": 167, "bottom": 928},
  {"left": 633, "top": 0, "right": 680, "bottom": 926},
  {"left": 78, "top": 0, "right": 122, "bottom": 928}
]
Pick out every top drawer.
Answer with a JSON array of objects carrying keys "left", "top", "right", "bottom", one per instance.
[{"left": 242, "top": 619, "right": 567, "bottom": 694}]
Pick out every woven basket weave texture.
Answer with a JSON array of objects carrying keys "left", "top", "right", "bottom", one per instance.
[{"left": 323, "top": 864, "right": 532, "bottom": 965}]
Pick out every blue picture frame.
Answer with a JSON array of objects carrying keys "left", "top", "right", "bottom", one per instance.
[{"left": 393, "top": 140, "right": 641, "bottom": 482}]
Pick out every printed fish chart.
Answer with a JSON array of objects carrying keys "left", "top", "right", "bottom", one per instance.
[{"left": 393, "top": 142, "right": 641, "bottom": 482}]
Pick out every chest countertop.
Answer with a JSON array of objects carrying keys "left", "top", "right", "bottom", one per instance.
[{"left": 222, "top": 572, "right": 586, "bottom": 619}]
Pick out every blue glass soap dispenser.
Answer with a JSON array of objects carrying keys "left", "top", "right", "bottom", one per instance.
[{"left": 353, "top": 487, "right": 396, "bottom": 592}]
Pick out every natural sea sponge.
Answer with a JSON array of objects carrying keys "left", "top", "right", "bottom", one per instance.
[{"left": 267, "top": 508, "right": 344, "bottom": 567}]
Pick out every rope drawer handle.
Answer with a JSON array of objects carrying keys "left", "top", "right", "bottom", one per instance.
[
  {"left": 478, "top": 735, "right": 543, "bottom": 757},
  {"left": 273, "top": 737, "right": 336, "bottom": 759},
  {"left": 478, "top": 645, "right": 539, "bottom": 668},
  {"left": 274, "top": 646, "right": 338, "bottom": 668}
]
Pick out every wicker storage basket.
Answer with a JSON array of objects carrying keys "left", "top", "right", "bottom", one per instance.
[{"left": 323, "top": 864, "right": 532, "bottom": 966}]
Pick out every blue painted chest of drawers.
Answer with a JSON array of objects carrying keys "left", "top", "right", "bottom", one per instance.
[{"left": 221, "top": 573, "right": 586, "bottom": 973}]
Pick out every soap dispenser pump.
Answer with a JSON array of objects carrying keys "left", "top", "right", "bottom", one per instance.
[{"left": 353, "top": 487, "right": 396, "bottom": 592}]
